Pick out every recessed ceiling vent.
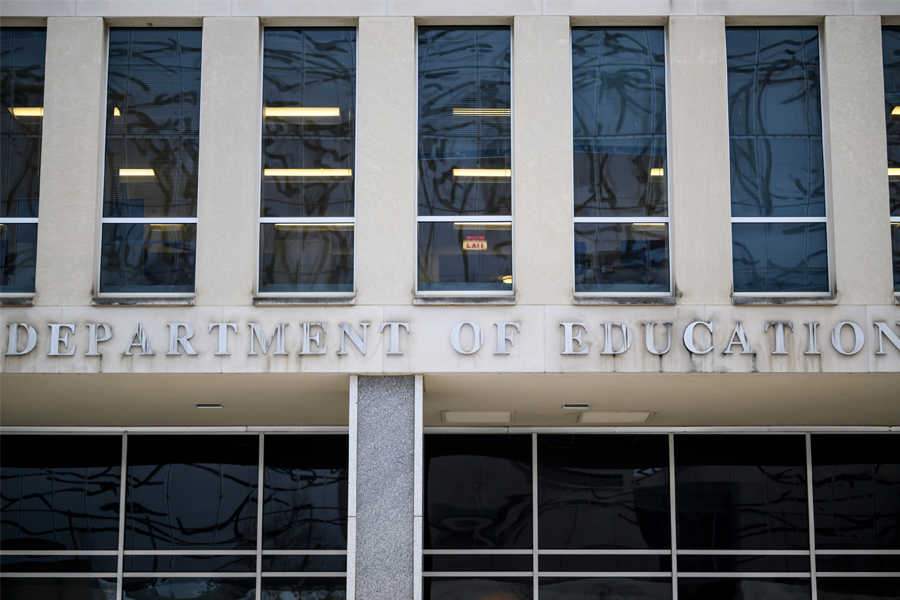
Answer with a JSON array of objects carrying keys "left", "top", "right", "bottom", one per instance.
[
  {"left": 195, "top": 403, "right": 223, "bottom": 409},
  {"left": 562, "top": 403, "right": 590, "bottom": 409}
]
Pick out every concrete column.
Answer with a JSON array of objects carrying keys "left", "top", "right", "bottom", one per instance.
[
  {"left": 194, "top": 17, "right": 261, "bottom": 306},
  {"left": 667, "top": 16, "right": 733, "bottom": 305},
  {"left": 355, "top": 18, "right": 417, "bottom": 305},
  {"left": 513, "top": 16, "right": 573, "bottom": 305},
  {"left": 34, "top": 17, "right": 106, "bottom": 306},
  {"left": 822, "top": 16, "right": 894, "bottom": 305},
  {"left": 351, "top": 375, "right": 419, "bottom": 600}
]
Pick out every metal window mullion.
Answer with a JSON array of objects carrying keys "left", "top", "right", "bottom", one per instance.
[
  {"left": 416, "top": 215, "right": 511, "bottom": 223},
  {"left": 538, "top": 549, "right": 671, "bottom": 555},
  {"left": 0, "top": 218, "right": 39, "bottom": 224},
  {"left": 0, "top": 550, "right": 119, "bottom": 556},
  {"left": 815, "top": 550, "right": 900, "bottom": 555},
  {"left": 532, "top": 433, "right": 539, "bottom": 599},
  {"left": 676, "top": 550, "right": 809, "bottom": 556},
  {"left": 258, "top": 217, "right": 355, "bottom": 224},
  {"left": 100, "top": 217, "right": 198, "bottom": 224},
  {"left": 256, "top": 432, "right": 265, "bottom": 597},
  {"left": 0, "top": 573, "right": 118, "bottom": 579},
  {"left": 124, "top": 550, "right": 258, "bottom": 556},
  {"left": 262, "top": 550, "right": 348, "bottom": 556},
  {"left": 677, "top": 572, "right": 811, "bottom": 578},
  {"left": 730, "top": 217, "right": 828, "bottom": 223},
  {"left": 669, "top": 433, "right": 678, "bottom": 600},
  {"left": 260, "top": 571, "right": 349, "bottom": 577},
  {"left": 573, "top": 217, "right": 670, "bottom": 224},
  {"left": 116, "top": 433, "right": 127, "bottom": 598},
  {"left": 807, "top": 433, "right": 818, "bottom": 600}
]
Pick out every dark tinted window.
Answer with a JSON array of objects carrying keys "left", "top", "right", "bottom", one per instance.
[{"left": 882, "top": 26, "right": 900, "bottom": 292}]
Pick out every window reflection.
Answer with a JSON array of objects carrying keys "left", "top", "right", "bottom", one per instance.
[
  {"left": 1, "top": 578, "right": 117, "bottom": 600},
  {"left": 678, "top": 578, "right": 811, "bottom": 600},
  {"left": 731, "top": 222, "right": 828, "bottom": 293},
  {"left": 100, "top": 223, "right": 196, "bottom": 294},
  {"left": 574, "top": 223, "right": 670, "bottom": 293},
  {"left": 122, "top": 578, "right": 256, "bottom": 600},
  {"left": 882, "top": 27, "right": 900, "bottom": 292},
  {"left": 259, "top": 223, "right": 353, "bottom": 293},
  {"left": 417, "top": 221, "right": 512, "bottom": 292},
  {"left": 425, "top": 577, "right": 533, "bottom": 600},
  {"left": 540, "top": 578, "right": 672, "bottom": 600}
]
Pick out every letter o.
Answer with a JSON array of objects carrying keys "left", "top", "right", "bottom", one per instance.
[
  {"left": 831, "top": 321, "right": 865, "bottom": 356},
  {"left": 450, "top": 321, "right": 484, "bottom": 355}
]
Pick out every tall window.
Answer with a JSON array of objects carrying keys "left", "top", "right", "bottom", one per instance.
[
  {"left": 259, "top": 28, "right": 356, "bottom": 295},
  {"left": 883, "top": 26, "right": 900, "bottom": 294},
  {"left": 572, "top": 27, "right": 670, "bottom": 295},
  {"left": 417, "top": 27, "right": 512, "bottom": 294},
  {"left": 727, "top": 27, "right": 829, "bottom": 295},
  {"left": 99, "top": 28, "right": 201, "bottom": 295},
  {"left": 0, "top": 28, "right": 46, "bottom": 295}
]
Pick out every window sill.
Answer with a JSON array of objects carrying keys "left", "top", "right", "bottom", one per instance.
[
  {"left": 413, "top": 295, "right": 516, "bottom": 306},
  {"left": 574, "top": 295, "right": 676, "bottom": 306},
  {"left": 732, "top": 295, "right": 836, "bottom": 306},
  {"left": 0, "top": 296, "right": 34, "bottom": 307},
  {"left": 253, "top": 296, "right": 355, "bottom": 307},
  {"left": 92, "top": 297, "right": 195, "bottom": 307}
]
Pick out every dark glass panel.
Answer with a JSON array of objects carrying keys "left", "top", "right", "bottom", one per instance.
[
  {"left": 418, "top": 27, "right": 511, "bottom": 217},
  {"left": 258, "top": 224, "right": 353, "bottom": 293},
  {"left": 104, "top": 28, "right": 201, "bottom": 219},
  {"left": 539, "top": 554, "right": 671, "bottom": 572},
  {"left": 122, "top": 578, "right": 256, "bottom": 600},
  {"left": 125, "top": 435, "right": 258, "bottom": 550},
  {"left": 538, "top": 435, "right": 670, "bottom": 550},
  {"left": 892, "top": 223, "right": 900, "bottom": 292},
  {"left": 260, "top": 577, "right": 346, "bottom": 599},
  {"left": 424, "top": 577, "right": 532, "bottom": 600},
  {"left": 0, "top": 222, "right": 37, "bottom": 292},
  {"left": 261, "top": 554, "right": 347, "bottom": 572},
  {"left": 675, "top": 435, "right": 809, "bottom": 551},
  {"left": 732, "top": 222, "right": 828, "bottom": 293},
  {"left": 679, "top": 578, "right": 810, "bottom": 599},
  {"left": 424, "top": 554, "right": 532, "bottom": 572},
  {"left": 99, "top": 223, "right": 196, "bottom": 293},
  {"left": 1, "top": 28, "right": 45, "bottom": 218},
  {"left": 0, "top": 435, "right": 121, "bottom": 551},
  {"left": 817, "top": 577, "right": 900, "bottom": 599},
  {"left": 883, "top": 27, "right": 900, "bottom": 217},
  {"left": 677, "top": 554, "right": 809, "bottom": 573},
  {"left": 816, "top": 554, "right": 900, "bottom": 572},
  {"left": 124, "top": 554, "right": 256, "bottom": 573},
  {"left": 417, "top": 221, "right": 512, "bottom": 292},
  {"left": 811, "top": 434, "right": 900, "bottom": 550},
  {"left": 539, "top": 577, "right": 672, "bottom": 600},
  {"left": 425, "top": 435, "right": 532, "bottom": 550},
  {"left": 0, "top": 554, "right": 118, "bottom": 573},
  {"left": 574, "top": 223, "right": 670, "bottom": 293},
  {"left": 263, "top": 435, "right": 348, "bottom": 550},
  {"left": 727, "top": 27, "right": 825, "bottom": 217},
  {"left": 0, "top": 578, "right": 116, "bottom": 600},
  {"left": 572, "top": 27, "right": 667, "bottom": 218},
  {"left": 261, "top": 28, "right": 355, "bottom": 218}
]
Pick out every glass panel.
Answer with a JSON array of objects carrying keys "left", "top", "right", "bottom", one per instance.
[
  {"left": 263, "top": 434, "right": 348, "bottom": 550},
  {"left": 892, "top": 222, "right": 900, "bottom": 292},
  {"left": 418, "top": 27, "right": 511, "bottom": 217},
  {"left": 1, "top": 578, "right": 117, "bottom": 600},
  {"left": 811, "top": 434, "right": 900, "bottom": 550},
  {"left": 424, "top": 554, "right": 533, "bottom": 571},
  {"left": 727, "top": 27, "right": 825, "bottom": 218},
  {"left": 0, "top": 554, "right": 118, "bottom": 573},
  {"left": 1, "top": 28, "right": 45, "bottom": 218},
  {"left": 425, "top": 435, "right": 532, "bottom": 550},
  {"left": 539, "top": 577, "right": 672, "bottom": 600},
  {"left": 258, "top": 223, "right": 353, "bottom": 293},
  {"left": 538, "top": 434, "right": 670, "bottom": 550},
  {"left": 574, "top": 223, "right": 670, "bottom": 293},
  {"left": 260, "top": 577, "right": 346, "bottom": 599},
  {"left": 679, "top": 578, "right": 810, "bottom": 599},
  {"left": 677, "top": 554, "right": 809, "bottom": 573},
  {"left": 817, "top": 577, "right": 900, "bottom": 599},
  {"left": 883, "top": 27, "right": 900, "bottom": 217},
  {"left": 124, "top": 555, "right": 256, "bottom": 573},
  {"left": 675, "top": 435, "right": 809, "bottom": 551},
  {"left": 417, "top": 221, "right": 512, "bottom": 292},
  {"left": 539, "top": 555, "right": 671, "bottom": 572},
  {"left": 261, "top": 28, "right": 355, "bottom": 218},
  {"left": 572, "top": 27, "right": 667, "bottom": 218},
  {"left": 732, "top": 222, "right": 828, "bottom": 293},
  {"left": 816, "top": 554, "right": 900, "bottom": 572},
  {"left": 0, "top": 222, "right": 37, "bottom": 292},
  {"left": 424, "top": 577, "right": 532, "bottom": 600},
  {"left": 0, "top": 435, "right": 121, "bottom": 551},
  {"left": 261, "top": 554, "right": 347, "bottom": 572},
  {"left": 104, "top": 28, "right": 201, "bottom": 219},
  {"left": 99, "top": 223, "right": 196, "bottom": 294},
  {"left": 122, "top": 578, "right": 256, "bottom": 600},
  {"left": 125, "top": 435, "right": 258, "bottom": 551}
]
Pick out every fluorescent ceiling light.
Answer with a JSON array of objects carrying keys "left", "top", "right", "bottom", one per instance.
[
  {"left": 273, "top": 223, "right": 353, "bottom": 230},
  {"left": 114, "top": 107, "right": 121, "bottom": 117},
  {"left": 9, "top": 107, "right": 42, "bottom": 118},
  {"left": 119, "top": 168, "right": 155, "bottom": 177},
  {"left": 893, "top": 106, "right": 900, "bottom": 115},
  {"left": 149, "top": 224, "right": 186, "bottom": 232},
  {"left": 453, "top": 169, "right": 511, "bottom": 178},
  {"left": 453, "top": 222, "right": 511, "bottom": 229},
  {"left": 649, "top": 168, "right": 665, "bottom": 177},
  {"left": 265, "top": 168, "right": 352, "bottom": 177},
  {"left": 265, "top": 107, "right": 340, "bottom": 118},
  {"left": 578, "top": 411, "right": 653, "bottom": 424},
  {"left": 889, "top": 167, "right": 900, "bottom": 178},
  {"left": 453, "top": 108, "right": 511, "bottom": 116},
  {"left": 501, "top": 275, "right": 512, "bottom": 284},
  {"left": 441, "top": 411, "right": 514, "bottom": 424}
]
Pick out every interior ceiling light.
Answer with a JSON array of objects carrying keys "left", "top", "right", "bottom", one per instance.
[
  {"left": 452, "top": 107, "right": 511, "bottom": 116},
  {"left": 501, "top": 275, "right": 512, "bottom": 284},
  {"left": 273, "top": 223, "right": 353, "bottom": 230},
  {"left": 149, "top": 224, "right": 186, "bottom": 232},
  {"left": 453, "top": 169, "right": 511, "bottom": 178},
  {"left": 441, "top": 411, "right": 514, "bottom": 424},
  {"left": 119, "top": 168, "right": 155, "bottom": 177},
  {"left": 453, "top": 222, "right": 511, "bottom": 230},
  {"left": 264, "top": 168, "right": 352, "bottom": 177},
  {"left": 649, "top": 168, "right": 665, "bottom": 177},
  {"left": 265, "top": 107, "right": 340, "bottom": 118},
  {"left": 9, "top": 107, "right": 42, "bottom": 118},
  {"left": 114, "top": 107, "right": 121, "bottom": 116},
  {"left": 889, "top": 167, "right": 900, "bottom": 178},
  {"left": 577, "top": 411, "right": 653, "bottom": 424},
  {"left": 893, "top": 106, "right": 900, "bottom": 115}
]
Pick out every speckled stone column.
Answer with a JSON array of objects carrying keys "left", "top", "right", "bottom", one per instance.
[{"left": 354, "top": 375, "right": 416, "bottom": 599}]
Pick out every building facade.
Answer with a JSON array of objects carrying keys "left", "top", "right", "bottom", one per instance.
[{"left": 1, "top": 1, "right": 899, "bottom": 599}]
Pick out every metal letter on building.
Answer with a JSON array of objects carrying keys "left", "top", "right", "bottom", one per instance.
[
  {"left": 5, "top": 323, "right": 37, "bottom": 356},
  {"left": 600, "top": 323, "right": 632, "bottom": 355},
  {"left": 831, "top": 322, "right": 865, "bottom": 356},
  {"left": 339, "top": 322, "right": 368, "bottom": 356},
  {"left": 166, "top": 323, "right": 198, "bottom": 356},
  {"left": 451, "top": 321, "right": 484, "bottom": 355},
  {"left": 804, "top": 322, "right": 821, "bottom": 355},
  {"left": 123, "top": 324, "right": 154, "bottom": 356},
  {"left": 380, "top": 322, "right": 410, "bottom": 355},
  {"left": 723, "top": 322, "right": 753, "bottom": 355},
  {"left": 493, "top": 322, "right": 520, "bottom": 355},
  {"left": 642, "top": 322, "right": 672, "bottom": 355},
  {"left": 209, "top": 323, "right": 238, "bottom": 356},
  {"left": 683, "top": 321, "right": 714, "bottom": 355},
  {"left": 873, "top": 322, "right": 900, "bottom": 355},
  {"left": 248, "top": 323, "right": 288, "bottom": 356},
  {"left": 560, "top": 322, "right": 590, "bottom": 355},
  {"left": 47, "top": 324, "right": 76, "bottom": 356},
  {"left": 300, "top": 323, "right": 327, "bottom": 355},
  {"left": 86, "top": 324, "right": 114, "bottom": 356},
  {"left": 765, "top": 322, "right": 794, "bottom": 355}
]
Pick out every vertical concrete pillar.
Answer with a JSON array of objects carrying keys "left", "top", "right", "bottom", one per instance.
[
  {"left": 355, "top": 18, "right": 417, "bottom": 305},
  {"left": 34, "top": 17, "right": 106, "bottom": 306},
  {"left": 351, "top": 374, "right": 419, "bottom": 600},
  {"left": 513, "top": 16, "right": 573, "bottom": 305},
  {"left": 822, "top": 16, "right": 893, "bottom": 305},
  {"left": 194, "top": 17, "right": 261, "bottom": 306},
  {"left": 667, "top": 16, "right": 733, "bottom": 305}
]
